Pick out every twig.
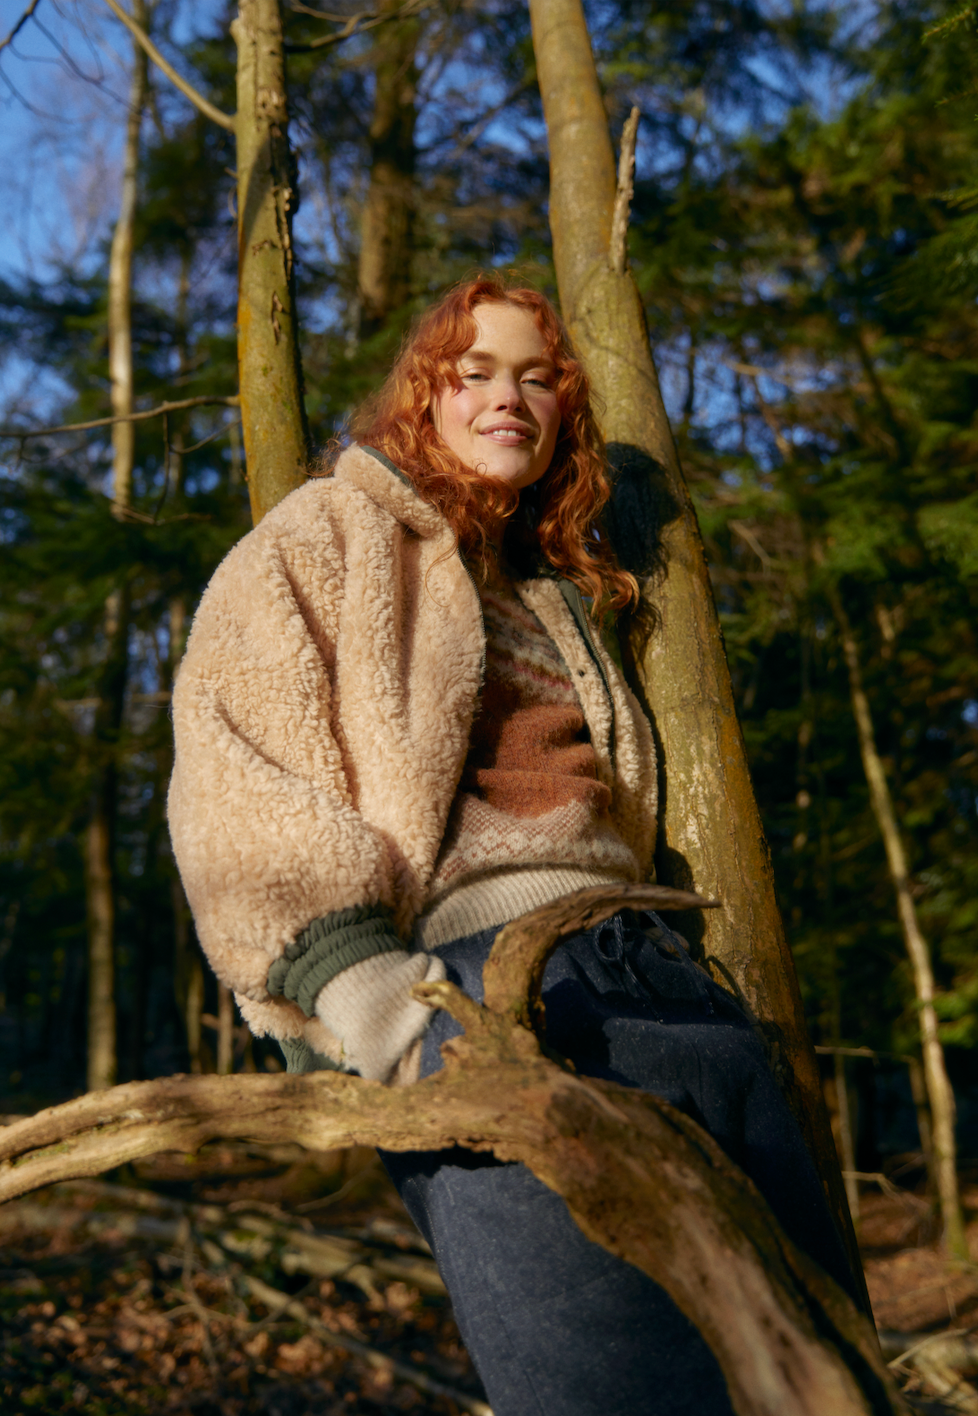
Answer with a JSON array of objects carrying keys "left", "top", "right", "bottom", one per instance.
[
  {"left": 888, "top": 1326, "right": 978, "bottom": 1370},
  {"left": 100, "top": 0, "right": 235, "bottom": 130},
  {"left": 0, "top": 394, "right": 240, "bottom": 440},
  {"left": 0, "top": 0, "right": 43, "bottom": 56},
  {"left": 181, "top": 1227, "right": 221, "bottom": 1377},
  {"left": 609, "top": 106, "right": 640, "bottom": 275},
  {"left": 284, "top": 0, "right": 425, "bottom": 52},
  {"left": 243, "top": 1273, "right": 493, "bottom": 1416},
  {"left": 296, "top": 1169, "right": 372, "bottom": 1213}
]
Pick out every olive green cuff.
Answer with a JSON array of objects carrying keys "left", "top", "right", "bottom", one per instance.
[
  {"left": 267, "top": 904, "right": 402, "bottom": 1018},
  {"left": 278, "top": 1037, "right": 341, "bottom": 1075}
]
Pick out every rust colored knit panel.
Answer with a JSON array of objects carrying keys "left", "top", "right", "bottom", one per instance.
[
  {"left": 426, "top": 581, "right": 638, "bottom": 903},
  {"left": 464, "top": 585, "right": 611, "bottom": 818}
]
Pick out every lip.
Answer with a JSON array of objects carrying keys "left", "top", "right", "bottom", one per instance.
[{"left": 479, "top": 421, "right": 534, "bottom": 442}]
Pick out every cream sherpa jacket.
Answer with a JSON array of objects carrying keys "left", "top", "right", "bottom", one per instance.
[{"left": 167, "top": 445, "right": 658, "bottom": 1066}]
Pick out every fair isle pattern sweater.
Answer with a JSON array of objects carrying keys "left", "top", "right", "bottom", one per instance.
[{"left": 420, "top": 580, "right": 641, "bottom": 940}]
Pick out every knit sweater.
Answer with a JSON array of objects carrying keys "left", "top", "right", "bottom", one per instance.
[
  {"left": 167, "top": 445, "right": 658, "bottom": 1073},
  {"left": 417, "top": 579, "right": 641, "bottom": 948}
]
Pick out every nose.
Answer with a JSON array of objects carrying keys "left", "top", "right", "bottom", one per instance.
[{"left": 493, "top": 373, "right": 525, "bottom": 410}]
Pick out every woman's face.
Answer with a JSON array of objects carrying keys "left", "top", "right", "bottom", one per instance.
[{"left": 431, "top": 302, "right": 561, "bottom": 492}]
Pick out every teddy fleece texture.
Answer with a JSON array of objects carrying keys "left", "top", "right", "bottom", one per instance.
[{"left": 167, "top": 445, "right": 659, "bottom": 1065}]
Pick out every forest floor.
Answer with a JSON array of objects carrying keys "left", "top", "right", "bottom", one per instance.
[{"left": 0, "top": 1133, "right": 976, "bottom": 1415}]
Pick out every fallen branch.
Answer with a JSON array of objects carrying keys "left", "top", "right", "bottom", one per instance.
[
  {"left": 0, "top": 882, "right": 908, "bottom": 1416},
  {"left": 885, "top": 1328, "right": 978, "bottom": 1413},
  {"left": 242, "top": 1272, "right": 492, "bottom": 1416},
  {"left": 0, "top": 1179, "right": 446, "bottom": 1298}
]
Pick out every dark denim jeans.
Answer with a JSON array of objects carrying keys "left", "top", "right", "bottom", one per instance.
[{"left": 381, "top": 910, "right": 855, "bottom": 1416}]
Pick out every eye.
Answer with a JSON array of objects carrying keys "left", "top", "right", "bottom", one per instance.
[
  {"left": 460, "top": 369, "right": 490, "bottom": 383},
  {"left": 523, "top": 375, "right": 554, "bottom": 389}
]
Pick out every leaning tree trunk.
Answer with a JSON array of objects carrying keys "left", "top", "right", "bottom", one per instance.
[
  {"left": 356, "top": 0, "right": 418, "bottom": 341},
  {"left": 527, "top": 0, "right": 867, "bottom": 1304},
  {"left": 0, "top": 884, "right": 909, "bottom": 1416},
  {"left": 102, "top": 0, "right": 309, "bottom": 523},
  {"left": 86, "top": 0, "right": 148, "bottom": 1091},
  {"left": 231, "top": 0, "right": 308, "bottom": 523},
  {"left": 827, "top": 583, "right": 967, "bottom": 1259}
]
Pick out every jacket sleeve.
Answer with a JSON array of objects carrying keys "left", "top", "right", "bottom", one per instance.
[{"left": 166, "top": 508, "right": 397, "bottom": 1008}]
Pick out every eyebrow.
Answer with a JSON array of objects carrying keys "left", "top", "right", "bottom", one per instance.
[{"left": 461, "top": 348, "right": 556, "bottom": 368}]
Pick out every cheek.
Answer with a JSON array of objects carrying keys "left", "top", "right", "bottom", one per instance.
[{"left": 433, "top": 389, "right": 475, "bottom": 456}]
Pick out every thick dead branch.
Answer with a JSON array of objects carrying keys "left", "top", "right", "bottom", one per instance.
[
  {"left": 481, "top": 881, "right": 717, "bottom": 1032},
  {"left": 0, "top": 884, "right": 906, "bottom": 1416}
]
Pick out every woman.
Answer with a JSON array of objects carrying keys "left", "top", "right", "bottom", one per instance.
[{"left": 168, "top": 275, "right": 855, "bottom": 1415}]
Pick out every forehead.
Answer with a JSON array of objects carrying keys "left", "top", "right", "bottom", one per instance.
[{"left": 465, "top": 302, "right": 551, "bottom": 359}]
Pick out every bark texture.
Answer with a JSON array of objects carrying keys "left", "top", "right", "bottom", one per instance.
[
  {"left": 527, "top": 0, "right": 867, "bottom": 1303},
  {"left": 232, "top": 0, "right": 308, "bottom": 523},
  {"left": 0, "top": 884, "right": 907, "bottom": 1416},
  {"left": 827, "top": 583, "right": 966, "bottom": 1258},
  {"left": 357, "top": 0, "right": 418, "bottom": 339}
]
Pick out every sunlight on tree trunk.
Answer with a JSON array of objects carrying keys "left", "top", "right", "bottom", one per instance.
[
  {"left": 527, "top": 0, "right": 867, "bottom": 1307},
  {"left": 356, "top": 0, "right": 418, "bottom": 341},
  {"left": 826, "top": 583, "right": 967, "bottom": 1259},
  {"left": 231, "top": 0, "right": 308, "bottom": 523},
  {"left": 107, "top": 0, "right": 147, "bottom": 515},
  {"left": 86, "top": 0, "right": 148, "bottom": 1093}
]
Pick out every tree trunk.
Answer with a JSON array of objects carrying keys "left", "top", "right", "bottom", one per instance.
[
  {"left": 86, "top": 7, "right": 147, "bottom": 1092},
  {"left": 84, "top": 792, "right": 117, "bottom": 1092},
  {"left": 217, "top": 982, "right": 234, "bottom": 1074},
  {"left": 826, "top": 584, "right": 967, "bottom": 1258},
  {"left": 85, "top": 586, "right": 129, "bottom": 1092},
  {"left": 107, "top": 0, "right": 148, "bottom": 516},
  {"left": 231, "top": 0, "right": 308, "bottom": 524},
  {"left": 527, "top": 0, "right": 867, "bottom": 1306},
  {"left": 0, "top": 884, "right": 909, "bottom": 1416},
  {"left": 835, "top": 1051, "right": 860, "bottom": 1225},
  {"left": 356, "top": 0, "right": 418, "bottom": 340}
]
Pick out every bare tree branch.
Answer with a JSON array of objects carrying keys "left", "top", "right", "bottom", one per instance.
[
  {"left": 0, "top": 0, "right": 43, "bottom": 57},
  {"left": 609, "top": 106, "right": 640, "bottom": 275},
  {"left": 101, "top": 0, "right": 235, "bottom": 130},
  {"left": 284, "top": 0, "right": 424, "bottom": 52},
  {"left": 0, "top": 395, "right": 240, "bottom": 440}
]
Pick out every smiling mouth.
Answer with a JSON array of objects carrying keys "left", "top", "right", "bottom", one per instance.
[{"left": 481, "top": 426, "right": 532, "bottom": 442}]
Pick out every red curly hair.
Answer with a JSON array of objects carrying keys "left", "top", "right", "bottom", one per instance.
[{"left": 342, "top": 274, "right": 639, "bottom": 617}]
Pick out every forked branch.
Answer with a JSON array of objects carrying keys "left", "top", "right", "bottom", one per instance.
[{"left": 0, "top": 886, "right": 906, "bottom": 1416}]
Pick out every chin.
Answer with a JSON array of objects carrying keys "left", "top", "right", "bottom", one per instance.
[{"left": 481, "top": 460, "right": 534, "bottom": 485}]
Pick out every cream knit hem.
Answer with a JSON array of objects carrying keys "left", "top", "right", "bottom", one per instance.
[{"left": 414, "top": 865, "right": 635, "bottom": 951}]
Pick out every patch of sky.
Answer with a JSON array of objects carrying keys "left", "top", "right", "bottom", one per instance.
[
  {"left": 963, "top": 700, "right": 978, "bottom": 727},
  {"left": 0, "top": 0, "right": 227, "bottom": 284}
]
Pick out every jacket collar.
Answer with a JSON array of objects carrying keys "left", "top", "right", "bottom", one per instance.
[{"left": 331, "top": 444, "right": 451, "bottom": 540}]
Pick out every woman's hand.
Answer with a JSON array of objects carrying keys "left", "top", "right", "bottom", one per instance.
[{"left": 313, "top": 950, "right": 447, "bottom": 1084}]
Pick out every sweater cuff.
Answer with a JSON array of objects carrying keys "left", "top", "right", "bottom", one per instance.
[{"left": 267, "top": 904, "right": 402, "bottom": 1017}]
